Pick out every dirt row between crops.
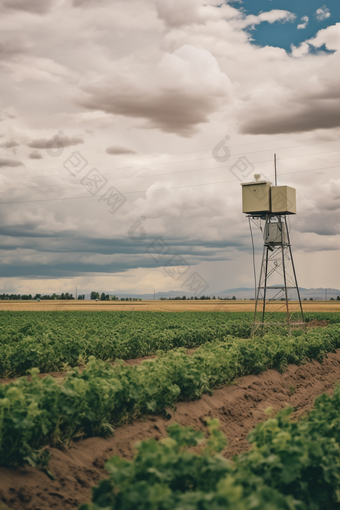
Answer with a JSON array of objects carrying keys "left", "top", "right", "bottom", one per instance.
[{"left": 2, "top": 350, "right": 340, "bottom": 510}]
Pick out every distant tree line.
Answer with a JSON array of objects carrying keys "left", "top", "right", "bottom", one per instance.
[
  {"left": 2, "top": 292, "right": 339, "bottom": 302},
  {"left": 0, "top": 294, "right": 33, "bottom": 300},
  {"left": 0, "top": 293, "right": 75, "bottom": 300},
  {"left": 303, "top": 297, "right": 340, "bottom": 301},
  {"left": 120, "top": 297, "right": 142, "bottom": 301},
  {"left": 90, "top": 291, "right": 141, "bottom": 301},
  {"left": 0, "top": 292, "right": 143, "bottom": 301},
  {"left": 90, "top": 291, "right": 114, "bottom": 301}
]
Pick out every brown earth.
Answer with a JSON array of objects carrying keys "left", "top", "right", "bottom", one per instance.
[
  {"left": 306, "top": 319, "right": 329, "bottom": 328},
  {"left": 2, "top": 351, "right": 340, "bottom": 510},
  {"left": 0, "top": 299, "right": 340, "bottom": 312}
]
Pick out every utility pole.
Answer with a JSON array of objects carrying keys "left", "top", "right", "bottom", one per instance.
[
  {"left": 154, "top": 289, "right": 155, "bottom": 300},
  {"left": 325, "top": 288, "right": 327, "bottom": 301},
  {"left": 76, "top": 286, "right": 77, "bottom": 300}
]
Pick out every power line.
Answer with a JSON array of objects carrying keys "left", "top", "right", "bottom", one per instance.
[
  {"left": 1, "top": 137, "right": 339, "bottom": 181},
  {"left": 1, "top": 146, "right": 340, "bottom": 194},
  {"left": 0, "top": 163, "right": 338, "bottom": 206},
  {"left": 3, "top": 131, "right": 333, "bottom": 173}
]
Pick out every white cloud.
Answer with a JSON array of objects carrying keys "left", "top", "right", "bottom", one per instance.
[
  {"left": 242, "top": 9, "right": 296, "bottom": 29},
  {"left": 257, "top": 10, "right": 296, "bottom": 24},
  {"left": 315, "top": 5, "right": 331, "bottom": 22},
  {"left": 77, "top": 44, "right": 233, "bottom": 136},
  {"left": 297, "top": 15, "right": 309, "bottom": 30},
  {"left": 155, "top": 0, "right": 240, "bottom": 28},
  {"left": 308, "top": 22, "right": 340, "bottom": 51},
  {"left": 237, "top": 23, "right": 340, "bottom": 135},
  {"left": 0, "top": 0, "right": 340, "bottom": 292}
]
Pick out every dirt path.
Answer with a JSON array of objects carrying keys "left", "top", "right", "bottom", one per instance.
[{"left": 2, "top": 351, "right": 340, "bottom": 510}]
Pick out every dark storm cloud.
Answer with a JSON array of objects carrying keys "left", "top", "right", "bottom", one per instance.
[
  {"left": 0, "top": 158, "right": 22, "bottom": 167},
  {"left": 71, "top": 0, "right": 108, "bottom": 7},
  {"left": 0, "top": 224, "right": 240, "bottom": 278},
  {"left": 106, "top": 145, "right": 137, "bottom": 155},
  {"left": 0, "top": 0, "right": 56, "bottom": 15},
  {"left": 28, "top": 151, "right": 43, "bottom": 159},
  {"left": 0, "top": 37, "right": 29, "bottom": 60},
  {"left": 78, "top": 88, "right": 224, "bottom": 137},
  {"left": 241, "top": 99, "right": 340, "bottom": 135},
  {"left": 27, "top": 135, "right": 84, "bottom": 149},
  {"left": 0, "top": 140, "right": 19, "bottom": 149},
  {"left": 77, "top": 45, "right": 231, "bottom": 137}
]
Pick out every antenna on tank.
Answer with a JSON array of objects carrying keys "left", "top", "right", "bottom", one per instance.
[{"left": 274, "top": 153, "right": 277, "bottom": 186}]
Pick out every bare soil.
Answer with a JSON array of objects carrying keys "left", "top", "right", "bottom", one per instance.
[
  {"left": 1, "top": 300, "right": 340, "bottom": 312},
  {"left": 306, "top": 319, "right": 329, "bottom": 328},
  {"left": 2, "top": 351, "right": 340, "bottom": 510}
]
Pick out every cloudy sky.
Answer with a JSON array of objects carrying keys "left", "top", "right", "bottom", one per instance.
[{"left": 0, "top": 0, "right": 339, "bottom": 296}]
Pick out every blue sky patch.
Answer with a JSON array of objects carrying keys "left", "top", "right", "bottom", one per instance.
[{"left": 229, "top": 0, "right": 340, "bottom": 52}]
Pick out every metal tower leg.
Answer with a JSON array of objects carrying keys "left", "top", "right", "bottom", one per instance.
[
  {"left": 284, "top": 216, "right": 305, "bottom": 329},
  {"left": 252, "top": 241, "right": 266, "bottom": 337},
  {"left": 252, "top": 214, "right": 305, "bottom": 336}
]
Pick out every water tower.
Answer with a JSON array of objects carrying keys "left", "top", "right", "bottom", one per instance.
[{"left": 241, "top": 160, "right": 305, "bottom": 336}]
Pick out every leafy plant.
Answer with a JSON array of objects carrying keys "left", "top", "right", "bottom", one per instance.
[
  {"left": 81, "top": 383, "right": 340, "bottom": 510},
  {"left": 1, "top": 324, "right": 340, "bottom": 468},
  {"left": 80, "top": 419, "right": 303, "bottom": 510}
]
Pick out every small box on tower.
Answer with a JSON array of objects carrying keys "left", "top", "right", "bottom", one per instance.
[
  {"left": 241, "top": 175, "right": 271, "bottom": 214},
  {"left": 271, "top": 186, "right": 296, "bottom": 215}
]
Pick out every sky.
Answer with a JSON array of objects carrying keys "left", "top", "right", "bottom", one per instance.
[{"left": 0, "top": 0, "right": 339, "bottom": 296}]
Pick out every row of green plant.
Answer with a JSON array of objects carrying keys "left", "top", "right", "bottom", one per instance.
[
  {"left": 81, "top": 382, "right": 340, "bottom": 510},
  {"left": 1, "top": 324, "right": 340, "bottom": 468},
  {"left": 0, "top": 311, "right": 254, "bottom": 377},
  {"left": 303, "top": 312, "right": 340, "bottom": 323},
  {"left": 1, "top": 311, "right": 339, "bottom": 378}
]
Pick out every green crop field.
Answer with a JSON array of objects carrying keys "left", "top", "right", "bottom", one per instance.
[
  {"left": 1, "top": 311, "right": 339, "bottom": 378},
  {"left": 1, "top": 311, "right": 340, "bottom": 509},
  {"left": 82, "top": 384, "right": 340, "bottom": 510},
  {"left": 1, "top": 319, "right": 340, "bottom": 467}
]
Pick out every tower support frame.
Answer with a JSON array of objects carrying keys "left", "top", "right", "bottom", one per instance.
[{"left": 250, "top": 213, "right": 305, "bottom": 337}]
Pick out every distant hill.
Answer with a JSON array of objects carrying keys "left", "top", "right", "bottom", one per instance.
[
  {"left": 216, "top": 287, "right": 340, "bottom": 300},
  {"left": 94, "top": 287, "right": 340, "bottom": 300}
]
